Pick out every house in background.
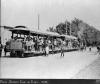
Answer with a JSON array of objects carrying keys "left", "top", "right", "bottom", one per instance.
[{"left": 0, "top": 26, "right": 14, "bottom": 45}]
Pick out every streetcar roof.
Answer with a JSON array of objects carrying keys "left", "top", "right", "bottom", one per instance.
[
  {"left": 30, "top": 29, "right": 61, "bottom": 37},
  {"left": 61, "top": 35, "right": 77, "bottom": 40},
  {"left": 9, "top": 28, "right": 30, "bottom": 35},
  {"left": 9, "top": 27, "right": 77, "bottom": 39},
  {"left": 10, "top": 28, "right": 60, "bottom": 37},
  {"left": 10, "top": 28, "right": 30, "bottom": 31}
]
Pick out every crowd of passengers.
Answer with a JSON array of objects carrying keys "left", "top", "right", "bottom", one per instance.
[
  {"left": 22, "top": 36, "right": 65, "bottom": 52},
  {"left": 11, "top": 36, "right": 78, "bottom": 51},
  {"left": 0, "top": 36, "right": 79, "bottom": 56}
]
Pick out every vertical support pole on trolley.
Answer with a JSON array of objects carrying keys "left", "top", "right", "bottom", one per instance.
[
  {"left": 11, "top": 32, "right": 14, "bottom": 39},
  {"left": 70, "top": 23, "right": 72, "bottom": 49}
]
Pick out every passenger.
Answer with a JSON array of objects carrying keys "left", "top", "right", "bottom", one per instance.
[
  {"left": 80, "top": 46, "right": 84, "bottom": 51},
  {"left": 42, "top": 43, "right": 45, "bottom": 54},
  {"left": 36, "top": 38, "right": 40, "bottom": 51},
  {"left": 48, "top": 40, "right": 51, "bottom": 45},
  {"left": 89, "top": 46, "right": 91, "bottom": 51},
  {"left": 97, "top": 46, "right": 100, "bottom": 54},
  {"left": 0, "top": 43, "right": 3, "bottom": 57},
  {"left": 60, "top": 40, "right": 64, "bottom": 57},
  {"left": 31, "top": 41, "right": 35, "bottom": 51},
  {"left": 45, "top": 44, "right": 49, "bottom": 56},
  {"left": 29, "top": 39, "right": 34, "bottom": 51},
  {"left": 54, "top": 40, "right": 57, "bottom": 50},
  {"left": 4, "top": 44, "right": 7, "bottom": 56},
  {"left": 84, "top": 45, "right": 87, "bottom": 50},
  {"left": 40, "top": 39, "right": 43, "bottom": 52}
]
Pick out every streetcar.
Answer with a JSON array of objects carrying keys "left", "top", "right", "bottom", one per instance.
[{"left": 4, "top": 27, "right": 78, "bottom": 57}]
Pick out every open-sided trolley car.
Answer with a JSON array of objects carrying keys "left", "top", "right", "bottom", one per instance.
[{"left": 5, "top": 28, "right": 78, "bottom": 57}]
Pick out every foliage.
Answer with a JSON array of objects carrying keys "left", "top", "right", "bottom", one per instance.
[
  {"left": 46, "top": 17, "right": 100, "bottom": 46},
  {"left": 56, "top": 23, "right": 66, "bottom": 35},
  {"left": 54, "top": 17, "right": 100, "bottom": 46},
  {"left": 71, "top": 18, "right": 100, "bottom": 46},
  {"left": 47, "top": 27, "right": 56, "bottom": 32}
]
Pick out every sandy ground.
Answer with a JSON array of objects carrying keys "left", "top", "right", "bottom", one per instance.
[
  {"left": 73, "top": 55, "right": 100, "bottom": 79},
  {"left": 0, "top": 47, "right": 100, "bottom": 79}
]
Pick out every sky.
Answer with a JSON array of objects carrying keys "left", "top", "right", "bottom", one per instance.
[{"left": 1, "top": 0, "right": 100, "bottom": 31}]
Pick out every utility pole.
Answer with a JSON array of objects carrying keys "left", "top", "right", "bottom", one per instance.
[
  {"left": 38, "top": 14, "right": 40, "bottom": 30},
  {"left": 65, "top": 20, "right": 68, "bottom": 35}
]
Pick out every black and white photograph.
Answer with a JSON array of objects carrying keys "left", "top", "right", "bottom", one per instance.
[{"left": 0, "top": 0, "right": 100, "bottom": 83}]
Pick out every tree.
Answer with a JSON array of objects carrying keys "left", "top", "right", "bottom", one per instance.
[
  {"left": 71, "top": 18, "right": 83, "bottom": 37},
  {"left": 47, "top": 27, "right": 56, "bottom": 32},
  {"left": 56, "top": 22, "right": 66, "bottom": 35}
]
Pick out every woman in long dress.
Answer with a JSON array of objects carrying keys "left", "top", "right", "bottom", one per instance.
[
  {"left": 45, "top": 45, "right": 49, "bottom": 56},
  {"left": 45, "top": 40, "right": 49, "bottom": 56}
]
